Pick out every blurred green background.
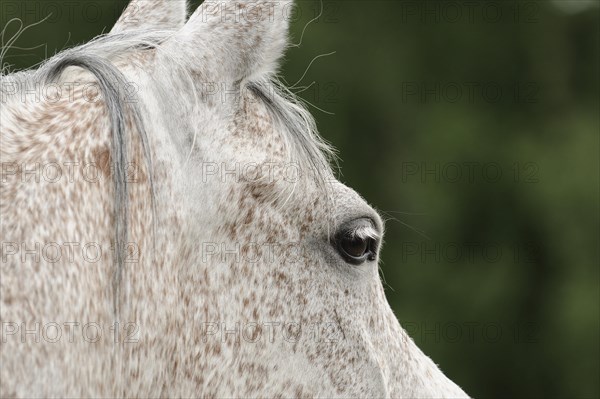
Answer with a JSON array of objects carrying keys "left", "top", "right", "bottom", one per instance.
[{"left": 2, "top": 1, "right": 598, "bottom": 397}]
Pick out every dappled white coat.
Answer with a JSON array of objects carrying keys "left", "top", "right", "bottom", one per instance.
[{"left": 0, "top": 0, "right": 469, "bottom": 397}]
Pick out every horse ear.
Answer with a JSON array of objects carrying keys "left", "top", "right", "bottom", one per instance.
[
  {"left": 111, "top": 0, "right": 188, "bottom": 33},
  {"left": 170, "top": 0, "right": 293, "bottom": 82}
]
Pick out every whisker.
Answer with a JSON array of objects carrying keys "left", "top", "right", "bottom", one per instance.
[
  {"left": 290, "top": 51, "right": 336, "bottom": 89},
  {"left": 1, "top": 15, "right": 53, "bottom": 72},
  {"left": 379, "top": 211, "right": 432, "bottom": 241},
  {"left": 289, "top": 0, "right": 324, "bottom": 48}
]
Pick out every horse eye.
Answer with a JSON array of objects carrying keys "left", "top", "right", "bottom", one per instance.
[
  {"left": 341, "top": 236, "right": 369, "bottom": 258},
  {"left": 334, "top": 220, "right": 378, "bottom": 265}
]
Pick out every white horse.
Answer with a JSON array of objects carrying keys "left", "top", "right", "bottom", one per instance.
[{"left": 0, "top": 0, "right": 469, "bottom": 397}]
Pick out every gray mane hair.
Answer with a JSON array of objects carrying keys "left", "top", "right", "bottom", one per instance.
[
  {"left": 1, "top": 27, "right": 335, "bottom": 315},
  {"left": 1, "top": 30, "right": 171, "bottom": 317},
  {"left": 248, "top": 78, "right": 336, "bottom": 189}
]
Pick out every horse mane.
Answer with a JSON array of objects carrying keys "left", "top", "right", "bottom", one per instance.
[
  {"left": 1, "top": 30, "right": 168, "bottom": 316},
  {"left": 250, "top": 78, "right": 337, "bottom": 190}
]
